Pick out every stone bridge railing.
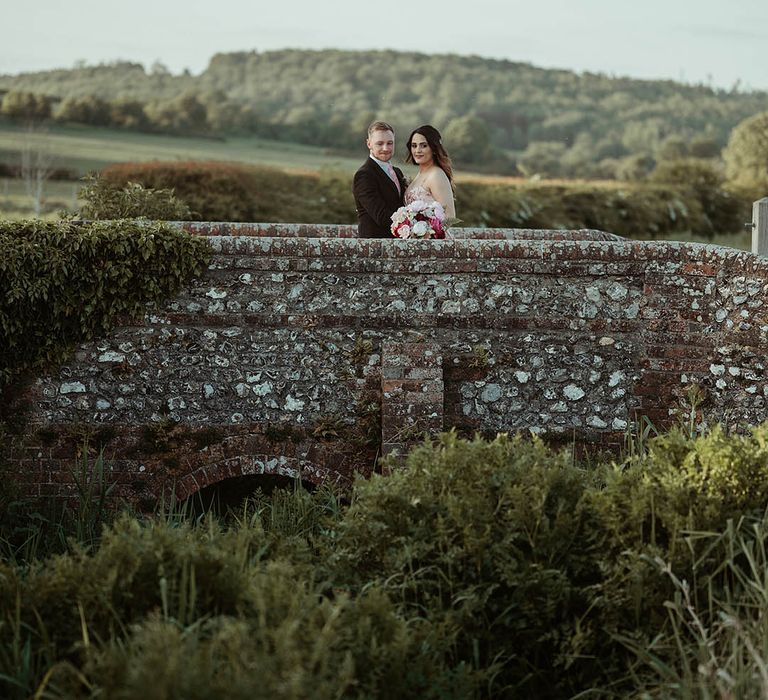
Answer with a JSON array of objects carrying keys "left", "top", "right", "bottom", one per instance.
[
  {"left": 6, "top": 224, "right": 768, "bottom": 506},
  {"left": 178, "top": 222, "right": 624, "bottom": 241}
]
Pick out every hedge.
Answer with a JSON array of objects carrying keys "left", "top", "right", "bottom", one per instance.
[{"left": 100, "top": 160, "right": 749, "bottom": 237}]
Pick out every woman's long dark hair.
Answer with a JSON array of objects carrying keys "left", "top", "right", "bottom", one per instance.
[{"left": 406, "top": 124, "right": 454, "bottom": 183}]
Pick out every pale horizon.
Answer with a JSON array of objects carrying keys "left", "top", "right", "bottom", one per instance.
[{"left": 3, "top": 0, "right": 768, "bottom": 93}]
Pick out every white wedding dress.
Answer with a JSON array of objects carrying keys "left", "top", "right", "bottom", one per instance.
[
  {"left": 404, "top": 182, "right": 433, "bottom": 206},
  {"left": 403, "top": 182, "right": 452, "bottom": 239}
]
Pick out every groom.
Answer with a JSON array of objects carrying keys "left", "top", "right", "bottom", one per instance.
[{"left": 352, "top": 120, "right": 406, "bottom": 238}]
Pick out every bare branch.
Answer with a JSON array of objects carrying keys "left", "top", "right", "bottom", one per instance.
[{"left": 19, "top": 126, "right": 56, "bottom": 217}]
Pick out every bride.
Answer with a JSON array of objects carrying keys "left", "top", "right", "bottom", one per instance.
[{"left": 404, "top": 124, "right": 456, "bottom": 220}]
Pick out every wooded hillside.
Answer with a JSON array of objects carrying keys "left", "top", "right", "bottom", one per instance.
[{"left": 2, "top": 49, "right": 767, "bottom": 176}]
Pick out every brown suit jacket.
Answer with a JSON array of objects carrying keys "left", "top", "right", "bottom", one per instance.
[{"left": 352, "top": 157, "right": 407, "bottom": 238}]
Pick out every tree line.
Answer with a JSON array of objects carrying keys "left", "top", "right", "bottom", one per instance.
[{"left": 1, "top": 49, "right": 767, "bottom": 177}]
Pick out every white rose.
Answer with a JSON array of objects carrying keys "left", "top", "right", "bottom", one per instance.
[
  {"left": 412, "top": 220, "right": 429, "bottom": 236},
  {"left": 399, "top": 225, "right": 412, "bottom": 238}
]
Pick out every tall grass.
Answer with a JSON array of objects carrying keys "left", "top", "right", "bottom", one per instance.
[
  {"left": 619, "top": 516, "right": 768, "bottom": 698},
  {"left": 0, "top": 444, "right": 116, "bottom": 565},
  {"left": 4, "top": 428, "right": 768, "bottom": 697}
]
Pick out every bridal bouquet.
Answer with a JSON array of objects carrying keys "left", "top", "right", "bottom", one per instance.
[{"left": 390, "top": 200, "right": 447, "bottom": 239}]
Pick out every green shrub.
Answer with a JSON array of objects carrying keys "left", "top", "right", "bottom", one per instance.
[
  {"left": 649, "top": 158, "right": 746, "bottom": 236},
  {"left": 101, "top": 159, "right": 751, "bottom": 236},
  {"left": 0, "top": 510, "right": 474, "bottom": 699},
  {"left": 331, "top": 432, "right": 603, "bottom": 696},
  {"left": 80, "top": 586, "right": 472, "bottom": 700},
  {"left": 78, "top": 174, "right": 192, "bottom": 220},
  {"left": 724, "top": 110, "right": 768, "bottom": 190},
  {"left": 592, "top": 425, "right": 768, "bottom": 564},
  {"left": 25, "top": 516, "right": 271, "bottom": 638},
  {"left": 6, "top": 428, "right": 768, "bottom": 697},
  {"left": 0, "top": 219, "right": 210, "bottom": 388},
  {"left": 331, "top": 427, "right": 768, "bottom": 696},
  {"left": 456, "top": 179, "right": 747, "bottom": 237},
  {"left": 102, "top": 160, "right": 354, "bottom": 223},
  {"left": 578, "top": 425, "right": 768, "bottom": 696}
]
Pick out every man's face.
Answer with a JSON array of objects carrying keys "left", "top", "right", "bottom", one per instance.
[{"left": 367, "top": 129, "right": 395, "bottom": 162}]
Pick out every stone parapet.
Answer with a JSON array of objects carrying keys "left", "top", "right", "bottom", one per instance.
[
  {"left": 6, "top": 227, "right": 768, "bottom": 505},
  {"left": 178, "top": 221, "right": 622, "bottom": 242}
]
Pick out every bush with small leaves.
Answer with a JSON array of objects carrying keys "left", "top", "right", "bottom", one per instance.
[
  {"left": 331, "top": 433, "right": 603, "bottom": 696},
  {"left": 649, "top": 158, "right": 745, "bottom": 235},
  {"left": 78, "top": 174, "right": 192, "bottom": 220}
]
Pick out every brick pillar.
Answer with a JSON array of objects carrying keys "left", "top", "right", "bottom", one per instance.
[{"left": 381, "top": 342, "right": 444, "bottom": 463}]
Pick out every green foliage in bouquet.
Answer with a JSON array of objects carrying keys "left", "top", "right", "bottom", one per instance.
[{"left": 0, "top": 219, "right": 210, "bottom": 388}]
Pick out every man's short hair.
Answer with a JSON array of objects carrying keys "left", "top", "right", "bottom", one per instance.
[{"left": 367, "top": 120, "right": 395, "bottom": 137}]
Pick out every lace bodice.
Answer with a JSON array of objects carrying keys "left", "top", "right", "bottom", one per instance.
[
  {"left": 401, "top": 181, "right": 453, "bottom": 239},
  {"left": 404, "top": 182, "right": 434, "bottom": 205}
]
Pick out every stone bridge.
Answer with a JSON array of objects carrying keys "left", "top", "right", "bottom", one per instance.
[{"left": 6, "top": 223, "right": 768, "bottom": 507}]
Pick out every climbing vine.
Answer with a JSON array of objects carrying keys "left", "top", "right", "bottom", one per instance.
[{"left": 0, "top": 219, "right": 211, "bottom": 387}]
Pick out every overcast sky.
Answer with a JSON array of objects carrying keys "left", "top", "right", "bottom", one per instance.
[{"left": 3, "top": 0, "right": 767, "bottom": 91}]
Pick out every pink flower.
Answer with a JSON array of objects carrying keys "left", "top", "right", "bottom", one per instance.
[{"left": 390, "top": 202, "right": 449, "bottom": 239}]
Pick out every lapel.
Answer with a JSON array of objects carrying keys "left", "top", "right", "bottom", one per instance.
[{"left": 369, "top": 157, "right": 401, "bottom": 195}]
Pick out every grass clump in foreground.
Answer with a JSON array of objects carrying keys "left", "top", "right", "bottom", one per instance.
[{"left": 4, "top": 427, "right": 768, "bottom": 697}]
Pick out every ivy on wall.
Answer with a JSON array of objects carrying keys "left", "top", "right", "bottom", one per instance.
[{"left": 0, "top": 219, "right": 211, "bottom": 388}]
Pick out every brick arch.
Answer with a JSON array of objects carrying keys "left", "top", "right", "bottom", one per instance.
[{"left": 170, "top": 452, "right": 346, "bottom": 502}]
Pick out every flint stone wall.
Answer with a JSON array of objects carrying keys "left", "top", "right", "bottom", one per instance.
[{"left": 8, "top": 225, "right": 768, "bottom": 505}]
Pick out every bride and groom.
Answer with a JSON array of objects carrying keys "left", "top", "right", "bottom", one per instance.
[{"left": 352, "top": 120, "right": 456, "bottom": 238}]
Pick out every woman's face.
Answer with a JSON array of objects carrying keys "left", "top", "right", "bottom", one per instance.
[{"left": 410, "top": 133, "right": 433, "bottom": 166}]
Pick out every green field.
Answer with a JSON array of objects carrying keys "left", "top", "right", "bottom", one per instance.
[
  {"left": 0, "top": 123, "right": 366, "bottom": 176},
  {"left": 0, "top": 177, "right": 79, "bottom": 219},
  {"left": 0, "top": 123, "right": 753, "bottom": 250},
  {"left": 0, "top": 123, "right": 367, "bottom": 220}
]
